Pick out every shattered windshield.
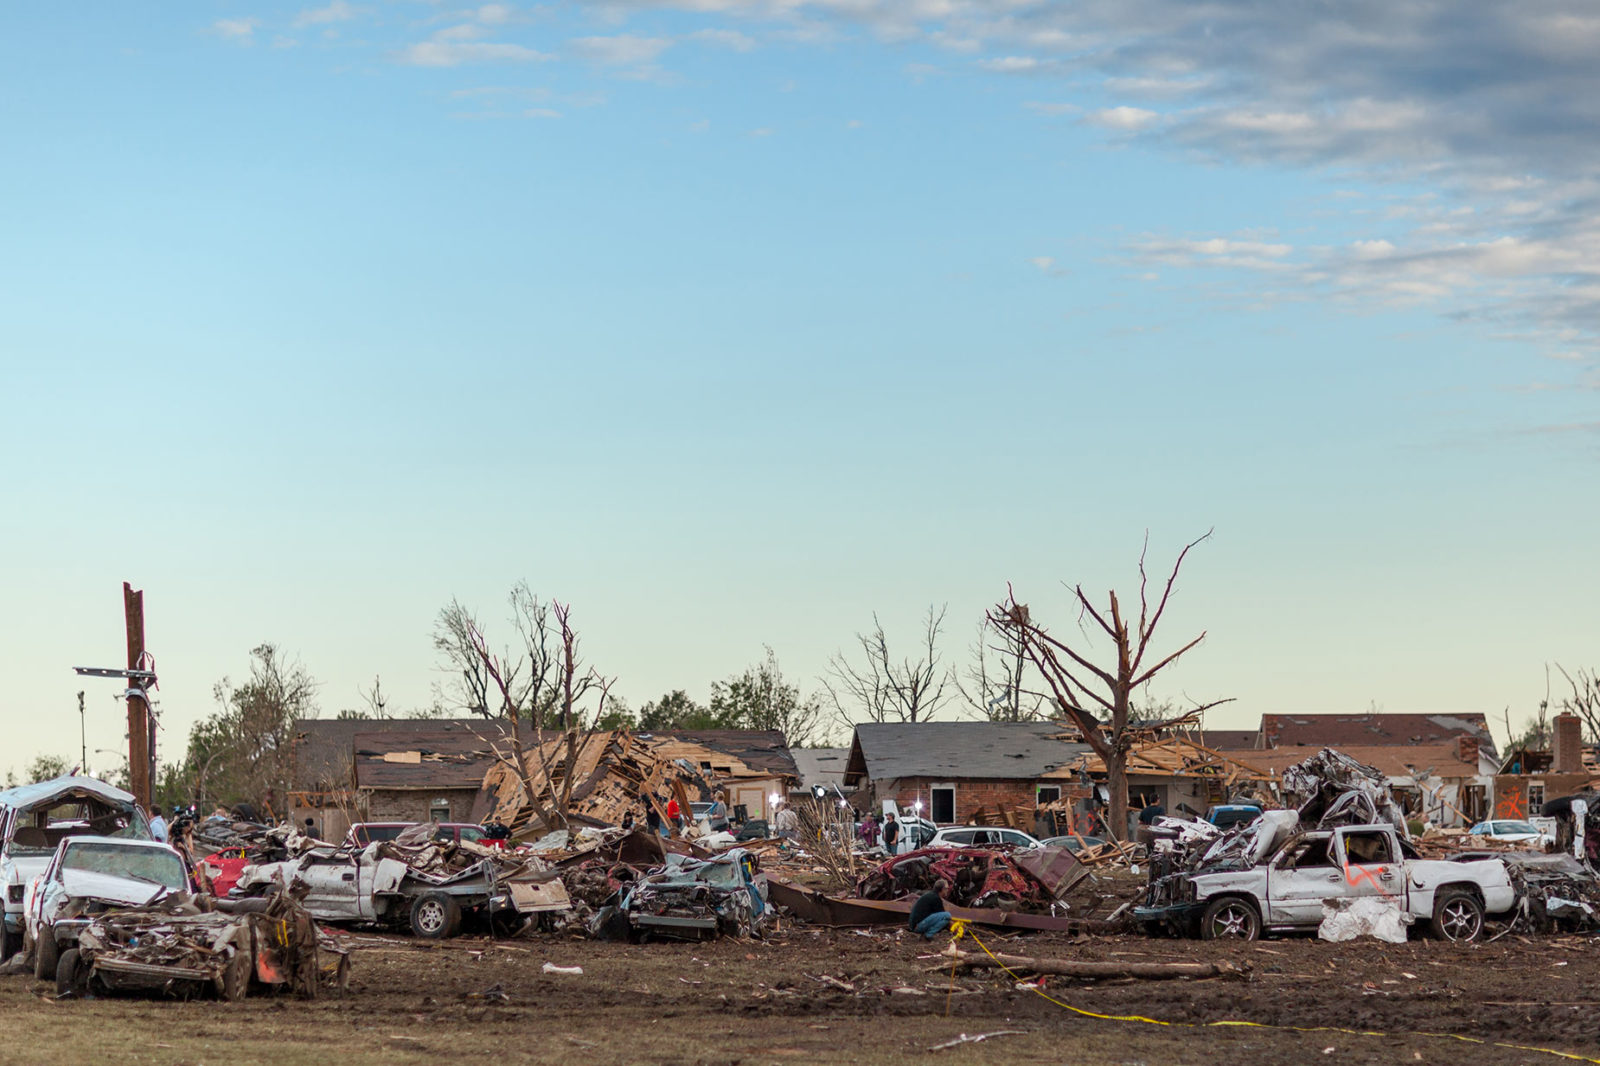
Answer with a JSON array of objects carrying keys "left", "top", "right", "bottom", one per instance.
[{"left": 61, "top": 843, "right": 187, "bottom": 890}]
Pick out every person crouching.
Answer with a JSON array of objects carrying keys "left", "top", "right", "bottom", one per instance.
[{"left": 909, "top": 879, "right": 952, "bottom": 939}]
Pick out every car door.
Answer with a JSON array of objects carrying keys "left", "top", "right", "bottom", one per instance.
[
  {"left": 1333, "top": 827, "right": 1405, "bottom": 903},
  {"left": 292, "top": 853, "right": 364, "bottom": 920},
  {"left": 1265, "top": 834, "right": 1347, "bottom": 926}
]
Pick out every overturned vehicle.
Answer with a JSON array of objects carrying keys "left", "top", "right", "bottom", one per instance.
[{"left": 232, "top": 823, "right": 569, "bottom": 938}]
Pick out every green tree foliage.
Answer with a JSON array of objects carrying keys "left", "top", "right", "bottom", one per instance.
[
  {"left": 25, "top": 754, "right": 69, "bottom": 784},
  {"left": 638, "top": 690, "right": 726, "bottom": 730},
  {"left": 709, "top": 647, "right": 828, "bottom": 746},
  {"left": 179, "top": 644, "right": 318, "bottom": 817}
]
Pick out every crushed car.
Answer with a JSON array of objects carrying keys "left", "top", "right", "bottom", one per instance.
[
  {"left": 232, "top": 822, "right": 568, "bottom": 938},
  {"left": 23, "top": 836, "right": 193, "bottom": 981},
  {"left": 594, "top": 848, "right": 768, "bottom": 941},
  {"left": 57, "top": 891, "right": 348, "bottom": 1001},
  {"left": 1, "top": 776, "right": 150, "bottom": 961},
  {"left": 1136, "top": 818, "right": 1516, "bottom": 941}
]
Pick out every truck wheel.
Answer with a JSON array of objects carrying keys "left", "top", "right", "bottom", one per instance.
[
  {"left": 34, "top": 932, "right": 59, "bottom": 981},
  {"left": 1430, "top": 888, "right": 1484, "bottom": 942},
  {"left": 55, "top": 948, "right": 87, "bottom": 997},
  {"left": 1200, "top": 896, "right": 1260, "bottom": 941},
  {"left": 409, "top": 892, "right": 462, "bottom": 939}
]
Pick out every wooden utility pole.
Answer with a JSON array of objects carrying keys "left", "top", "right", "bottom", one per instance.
[{"left": 124, "top": 582, "right": 151, "bottom": 808}]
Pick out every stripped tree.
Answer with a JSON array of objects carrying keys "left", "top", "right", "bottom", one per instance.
[
  {"left": 440, "top": 585, "right": 615, "bottom": 833},
  {"left": 822, "top": 604, "right": 952, "bottom": 727},
  {"left": 990, "top": 533, "right": 1230, "bottom": 840}
]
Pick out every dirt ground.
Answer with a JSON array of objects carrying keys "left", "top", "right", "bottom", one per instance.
[{"left": 3, "top": 924, "right": 1599, "bottom": 1066}]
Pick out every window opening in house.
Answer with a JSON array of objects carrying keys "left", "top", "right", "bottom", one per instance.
[
  {"left": 429, "top": 800, "right": 450, "bottom": 822},
  {"left": 1036, "top": 786, "right": 1061, "bottom": 805},
  {"left": 1528, "top": 782, "right": 1546, "bottom": 811},
  {"left": 930, "top": 784, "right": 956, "bottom": 824}
]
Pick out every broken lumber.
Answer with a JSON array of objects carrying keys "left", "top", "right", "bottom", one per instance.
[{"left": 941, "top": 944, "right": 1247, "bottom": 980}]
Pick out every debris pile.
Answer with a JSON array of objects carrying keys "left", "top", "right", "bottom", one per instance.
[
  {"left": 1281, "top": 747, "right": 1408, "bottom": 834},
  {"left": 477, "top": 730, "right": 722, "bottom": 839},
  {"left": 855, "top": 847, "right": 1085, "bottom": 912}
]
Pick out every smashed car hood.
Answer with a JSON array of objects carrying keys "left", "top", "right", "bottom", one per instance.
[{"left": 59, "top": 869, "right": 171, "bottom": 908}]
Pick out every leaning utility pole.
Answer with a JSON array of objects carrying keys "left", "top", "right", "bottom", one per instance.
[{"left": 124, "top": 582, "right": 151, "bottom": 808}]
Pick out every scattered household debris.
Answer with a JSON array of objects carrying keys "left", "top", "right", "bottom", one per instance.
[{"left": 1318, "top": 897, "right": 1412, "bottom": 944}]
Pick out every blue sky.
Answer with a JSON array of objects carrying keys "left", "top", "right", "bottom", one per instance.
[{"left": 3, "top": 0, "right": 1597, "bottom": 776}]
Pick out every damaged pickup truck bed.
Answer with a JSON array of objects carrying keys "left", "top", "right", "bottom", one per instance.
[{"left": 1136, "top": 817, "right": 1515, "bottom": 942}]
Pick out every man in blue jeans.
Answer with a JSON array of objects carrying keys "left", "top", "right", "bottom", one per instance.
[{"left": 908, "top": 879, "right": 951, "bottom": 939}]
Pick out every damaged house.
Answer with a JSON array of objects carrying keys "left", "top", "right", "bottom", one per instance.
[
  {"left": 1494, "top": 713, "right": 1596, "bottom": 819},
  {"left": 843, "top": 722, "right": 1093, "bottom": 828},
  {"left": 290, "top": 718, "right": 531, "bottom": 841}
]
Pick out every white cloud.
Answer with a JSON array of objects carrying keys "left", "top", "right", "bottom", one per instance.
[
  {"left": 293, "top": 1, "right": 362, "bottom": 28},
  {"left": 524, "top": 107, "right": 561, "bottom": 118},
  {"left": 569, "top": 35, "right": 672, "bottom": 66},
  {"left": 978, "top": 56, "right": 1038, "bottom": 73},
  {"left": 397, "top": 40, "right": 551, "bottom": 66},
  {"left": 1086, "top": 106, "right": 1158, "bottom": 131},
  {"left": 688, "top": 28, "right": 755, "bottom": 52},
  {"left": 210, "top": 17, "right": 259, "bottom": 41},
  {"left": 1028, "top": 256, "right": 1055, "bottom": 272},
  {"left": 748, "top": 127, "right": 773, "bottom": 137}
]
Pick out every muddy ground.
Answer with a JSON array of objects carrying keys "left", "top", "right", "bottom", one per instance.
[{"left": 3, "top": 925, "right": 1598, "bottom": 1066}]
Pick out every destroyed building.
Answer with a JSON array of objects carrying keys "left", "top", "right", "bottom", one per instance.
[
  {"left": 290, "top": 718, "right": 533, "bottom": 841},
  {"left": 1494, "top": 712, "right": 1596, "bottom": 819}
]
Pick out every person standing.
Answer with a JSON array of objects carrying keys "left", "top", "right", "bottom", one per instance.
[
  {"left": 646, "top": 805, "right": 664, "bottom": 837},
  {"left": 149, "top": 805, "right": 169, "bottom": 843},
  {"left": 774, "top": 803, "right": 798, "bottom": 842},
  {"left": 707, "top": 792, "right": 730, "bottom": 833},
  {"left": 882, "top": 813, "right": 900, "bottom": 856},
  {"left": 857, "top": 812, "right": 879, "bottom": 848},
  {"left": 909, "top": 879, "right": 951, "bottom": 939},
  {"left": 665, "top": 797, "right": 682, "bottom": 837}
]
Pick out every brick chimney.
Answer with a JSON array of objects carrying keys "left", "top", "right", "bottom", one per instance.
[
  {"left": 1456, "top": 734, "right": 1479, "bottom": 767},
  {"left": 1553, "top": 712, "right": 1583, "bottom": 774}
]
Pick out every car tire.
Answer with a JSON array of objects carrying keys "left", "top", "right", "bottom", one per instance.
[
  {"left": 1200, "top": 896, "right": 1260, "bottom": 941},
  {"left": 55, "top": 948, "right": 87, "bottom": 997},
  {"left": 219, "top": 949, "right": 251, "bottom": 1002},
  {"left": 408, "top": 892, "right": 462, "bottom": 939},
  {"left": 1430, "top": 888, "right": 1484, "bottom": 942},
  {"left": 34, "top": 931, "right": 59, "bottom": 981}
]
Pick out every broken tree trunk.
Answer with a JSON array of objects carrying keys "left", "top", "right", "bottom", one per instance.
[{"left": 941, "top": 944, "right": 1247, "bottom": 980}]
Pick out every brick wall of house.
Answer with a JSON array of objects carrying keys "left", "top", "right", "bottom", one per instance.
[
  {"left": 363, "top": 788, "right": 480, "bottom": 824},
  {"left": 877, "top": 777, "right": 1041, "bottom": 825}
]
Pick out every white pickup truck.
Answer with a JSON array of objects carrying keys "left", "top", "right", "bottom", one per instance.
[{"left": 1135, "top": 820, "right": 1516, "bottom": 942}]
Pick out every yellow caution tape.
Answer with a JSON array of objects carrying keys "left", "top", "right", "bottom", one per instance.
[{"left": 956, "top": 927, "right": 1600, "bottom": 1064}]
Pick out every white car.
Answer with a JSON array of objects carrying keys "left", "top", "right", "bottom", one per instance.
[
  {"left": 24, "top": 836, "right": 192, "bottom": 981},
  {"left": 926, "top": 826, "right": 1043, "bottom": 850},
  {"left": 1467, "top": 820, "right": 1553, "bottom": 848}
]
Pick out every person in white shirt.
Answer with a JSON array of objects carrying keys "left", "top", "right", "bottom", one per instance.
[{"left": 149, "top": 805, "right": 169, "bottom": 842}]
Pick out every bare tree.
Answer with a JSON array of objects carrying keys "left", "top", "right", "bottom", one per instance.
[
  {"left": 453, "top": 589, "right": 614, "bottom": 833},
  {"left": 822, "top": 605, "right": 951, "bottom": 726},
  {"left": 955, "top": 618, "right": 1046, "bottom": 722},
  {"left": 991, "top": 534, "right": 1230, "bottom": 840},
  {"left": 1556, "top": 664, "right": 1600, "bottom": 743}
]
